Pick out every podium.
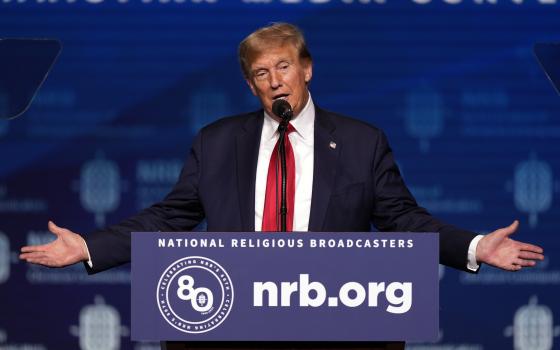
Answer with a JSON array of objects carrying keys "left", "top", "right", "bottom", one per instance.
[
  {"left": 162, "top": 341, "right": 406, "bottom": 350},
  {"left": 131, "top": 232, "right": 439, "bottom": 350}
]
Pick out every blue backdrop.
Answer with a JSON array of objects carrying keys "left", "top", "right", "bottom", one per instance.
[{"left": 0, "top": 1, "right": 559, "bottom": 349}]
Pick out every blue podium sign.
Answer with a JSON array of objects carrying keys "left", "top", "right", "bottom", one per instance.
[{"left": 131, "top": 232, "right": 439, "bottom": 342}]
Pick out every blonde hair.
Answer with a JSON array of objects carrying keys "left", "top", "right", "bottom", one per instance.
[{"left": 238, "top": 22, "right": 312, "bottom": 79}]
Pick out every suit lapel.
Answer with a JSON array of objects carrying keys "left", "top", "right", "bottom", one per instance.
[
  {"left": 308, "top": 107, "right": 339, "bottom": 231},
  {"left": 236, "top": 111, "right": 264, "bottom": 232}
]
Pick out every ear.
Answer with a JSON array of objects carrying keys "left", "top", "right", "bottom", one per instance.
[
  {"left": 303, "top": 60, "right": 313, "bottom": 84},
  {"left": 245, "top": 78, "right": 257, "bottom": 96}
]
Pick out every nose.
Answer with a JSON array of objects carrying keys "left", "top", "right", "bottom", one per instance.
[{"left": 269, "top": 70, "right": 282, "bottom": 89}]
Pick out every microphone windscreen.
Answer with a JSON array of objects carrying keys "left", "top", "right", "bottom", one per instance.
[{"left": 272, "top": 99, "right": 293, "bottom": 121}]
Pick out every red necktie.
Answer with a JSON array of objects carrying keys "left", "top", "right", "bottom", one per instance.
[{"left": 262, "top": 123, "right": 296, "bottom": 232}]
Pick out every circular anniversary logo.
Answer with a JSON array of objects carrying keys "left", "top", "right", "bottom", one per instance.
[{"left": 156, "top": 256, "right": 234, "bottom": 334}]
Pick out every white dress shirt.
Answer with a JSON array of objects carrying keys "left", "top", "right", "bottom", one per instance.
[{"left": 254, "top": 94, "right": 315, "bottom": 232}]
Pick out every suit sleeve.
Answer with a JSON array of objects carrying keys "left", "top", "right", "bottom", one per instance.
[
  {"left": 84, "top": 132, "right": 206, "bottom": 274},
  {"left": 370, "top": 130, "right": 478, "bottom": 272}
]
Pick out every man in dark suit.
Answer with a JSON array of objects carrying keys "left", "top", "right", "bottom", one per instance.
[
  {"left": 20, "top": 22, "right": 544, "bottom": 350},
  {"left": 83, "top": 106, "right": 479, "bottom": 274}
]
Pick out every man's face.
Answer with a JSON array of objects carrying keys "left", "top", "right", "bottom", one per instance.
[{"left": 246, "top": 44, "right": 312, "bottom": 120}]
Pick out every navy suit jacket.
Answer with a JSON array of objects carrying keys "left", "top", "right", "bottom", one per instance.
[{"left": 85, "top": 107, "right": 477, "bottom": 274}]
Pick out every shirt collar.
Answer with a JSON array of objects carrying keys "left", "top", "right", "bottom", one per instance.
[{"left": 263, "top": 92, "right": 315, "bottom": 141}]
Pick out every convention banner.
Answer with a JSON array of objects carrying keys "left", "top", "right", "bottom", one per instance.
[{"left": 131, "top": 232, "right": 439, "bottom": 342}]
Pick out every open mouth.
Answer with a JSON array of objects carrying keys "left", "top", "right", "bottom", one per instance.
[{"left": 272, "top": 94, "right": 289, "bottom": 101}]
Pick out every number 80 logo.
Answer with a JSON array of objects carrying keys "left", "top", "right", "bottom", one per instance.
[
  {"left": 157, "top": 256, "right": 234, "bottom": 334},
  {"left": 177, "top": 275, "right": 214, "bottom": 314}
]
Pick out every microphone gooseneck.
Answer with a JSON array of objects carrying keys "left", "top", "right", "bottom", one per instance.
[{"left": 271, "top": 99, "right": 293, "bottom": 231}]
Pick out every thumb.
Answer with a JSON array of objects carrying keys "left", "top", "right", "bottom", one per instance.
[
  {"left": 48, "top": 220, "right": 66, "bottom": 237},
  {"left": 500, "top": 220, "right": 519, "bottom": 237}
]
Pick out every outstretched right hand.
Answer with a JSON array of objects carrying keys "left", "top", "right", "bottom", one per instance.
[{"left": 20, "top": 221, "right": 88, "bottom": 268}]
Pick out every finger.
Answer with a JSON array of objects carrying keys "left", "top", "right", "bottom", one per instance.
[
  {"left": 20, "top": 252, "right": 48, "bottom": 260},
  {"left": 26, "top": 257, "right": 55, "bottom": 267},
  {"left": 513, "top": 258, "right": 536, "bottom": 267},
  {"left": 518, "top": 243, "right": 544, "bottom": 254},
  {"left": 518, "top": 251, "right": 544, "bottom": 261},
  {"left": 511, "top": 264, "right": 522, "bottom": 271},
  {"left": 22, "top": 251, "right": 58, "bottom": 266},
  {"left": 21, "top": 244, "right": 49, "bottom": 253}
]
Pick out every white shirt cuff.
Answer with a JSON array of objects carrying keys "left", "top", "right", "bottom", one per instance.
[
  {"left": 467, "top": 234, "right": 484, "bottom": 271},
  {"left": 81, "top": 237, "right": 93, "bottom": 268}
]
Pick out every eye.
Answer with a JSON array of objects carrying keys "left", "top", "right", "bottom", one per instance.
[
  {"left": 278, "top": 63, "right": 290, "bottom": 71},
  {"left": 254, "top": 70, "right": 268, "bottom": 80}
]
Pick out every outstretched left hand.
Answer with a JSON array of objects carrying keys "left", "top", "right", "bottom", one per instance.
[{"left": 476, "top": 220, "right": 544, "bottom": 271}]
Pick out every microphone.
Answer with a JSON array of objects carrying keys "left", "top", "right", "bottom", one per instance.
[
  {"left": 272, "top": 99, "right": 293, "bottom": 122},
  {"left": 271, "top": 99, "right": 293, "bottom": 232}
]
